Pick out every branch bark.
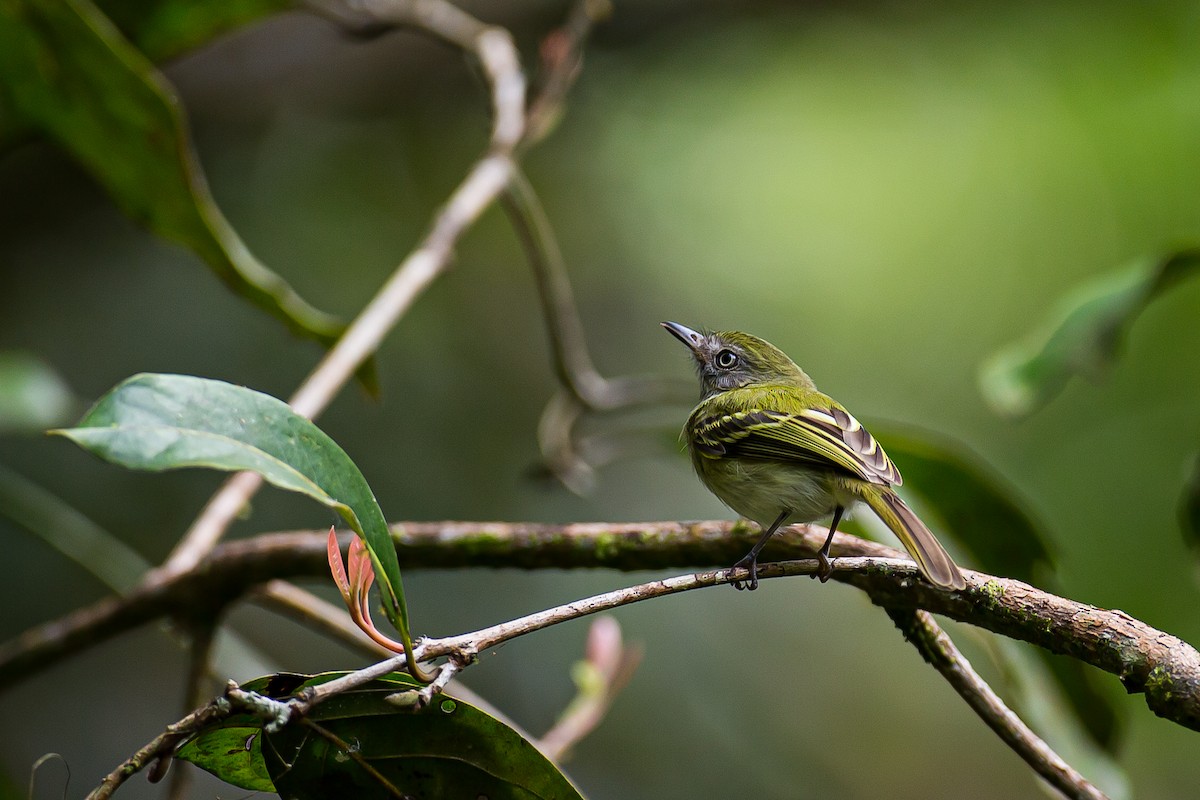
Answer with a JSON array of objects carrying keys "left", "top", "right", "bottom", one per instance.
[{"left": 4, "top": 521, "right": 1198, "bottom": 732}]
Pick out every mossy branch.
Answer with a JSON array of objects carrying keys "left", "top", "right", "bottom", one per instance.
[{"left": 3, "top": 520, "right": 1197, "bottom": 733}]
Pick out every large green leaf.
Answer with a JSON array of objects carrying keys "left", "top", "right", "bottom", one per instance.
[
  {"left": 875, "top": 426, "right": 1054, "bottom": 583},
  {"left": 179, "top": 673, "right": 587, "bottom": 800},
  {"left": 52, "top": 373, "right": 412, "bottom": 638},
  {"left": 0, "top": 0, "right": 344, "bottom": 348},
  {"left": 979, "top": 248, "right": 1200, "bottom": 418}
]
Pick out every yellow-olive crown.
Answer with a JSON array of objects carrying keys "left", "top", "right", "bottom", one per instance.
[{"left": 661, "top": 322, "right": 816, "bottom": 398}]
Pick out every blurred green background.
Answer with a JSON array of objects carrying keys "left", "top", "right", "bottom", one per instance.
[{"left": 3, "top": 0, "right": 1200, "bottom": 797}]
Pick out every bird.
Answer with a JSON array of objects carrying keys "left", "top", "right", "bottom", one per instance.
[{"left": 662, "top": 321, "right": 966, "bottom": 591}]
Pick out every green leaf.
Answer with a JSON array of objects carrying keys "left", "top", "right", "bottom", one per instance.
[
  {"left": 0, "top": 352, "right": 76, "bottom": 433},
  {"left": 0, "top": 0, "right": 346, "bottom": 349},
  {"left": 180, "top": 673, "right": 587, "bottom": 800},
  {"left": 875, "top": 426, "right": 1054, "bottom": 583},
  {"left": 979, "top": 248, "right": 1200, "bottom": 418},
  {"left": 52, "top": 373, "right": 412, "bottom": 639},
  {"left": 177, "top": 725, "right": 274, "bottom": 792}
]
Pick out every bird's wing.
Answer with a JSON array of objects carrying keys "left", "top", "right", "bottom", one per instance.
[{"left": 691, "top": 402, "right": 901, "bottom": 486}]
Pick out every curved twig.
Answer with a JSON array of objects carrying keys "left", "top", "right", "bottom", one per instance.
[
  {"left": 503, "top": 170, "right": 687, "bottom": 412},
  {"left": 501, "top": 170, "right": 691, "bottom": 488}
]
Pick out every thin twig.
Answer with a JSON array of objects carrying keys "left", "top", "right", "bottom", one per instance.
[
  {"left": 250, "top": 578, "right": 546, "bottom": 731},
  {"left": 524, "top": 0, "right": 613, "bottom": 148},
  {"left": 501, "top": 1, "right": 692, "bottom": 488},
  {"left": 504, "top": 170, "right": 686, "bottom": 412},
  {"left": 889, "top": 609, "right": 1109, "bottom": 800},
  {"left": 156, "top": 0, "right": 529, "bottom": 579},
  {"left": 417, "top": 653, "right": 464, "bottom": 707},
  {"left": 501, "top": 169, "right": 690, "bottom": 488}
]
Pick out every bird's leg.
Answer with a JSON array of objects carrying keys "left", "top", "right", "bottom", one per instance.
[
  {"left": 732, "top": 509, "right": 791, "bottom": 591},
  {"left": 815, "top": 506, "right": 845, "bottom": 582}
]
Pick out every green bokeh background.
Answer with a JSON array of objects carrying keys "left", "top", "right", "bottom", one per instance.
[{"left": 3, "top": 1, "right": 1200, "bottom": 798}]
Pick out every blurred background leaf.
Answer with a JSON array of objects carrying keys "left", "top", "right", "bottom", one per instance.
[
  {"left": 979, "top": 248, "right": 1200, "bottom": 419},
  {"left": 94, "top": 0, "right": 292, "bottom": 62},
  {"left": 873, "top": 426, "right": 1123, "bottom": 754},
  {"left": 0, "top": 352, "right": 75, "bottom": 433},
  {"left": 0, "top": 0, "right": 346, "bottom": 348},
  {"left": 875, "top": 426, "right": 1054, "bottom": 583}
]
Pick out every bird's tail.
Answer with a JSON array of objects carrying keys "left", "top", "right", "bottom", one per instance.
[{"left": 859, "top": 488, "right": 966, "bottom": 590}]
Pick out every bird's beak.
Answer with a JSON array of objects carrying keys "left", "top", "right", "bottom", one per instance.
[{"left": 661, "top": 321, "right": 704, "bottom": 355}]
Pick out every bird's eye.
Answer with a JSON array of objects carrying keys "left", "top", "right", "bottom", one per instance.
[{"left": 715, "top": 349, "right": 739, "bottom": 370}]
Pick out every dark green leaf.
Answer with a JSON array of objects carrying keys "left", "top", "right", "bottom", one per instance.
[
  {"left": 181, "top": 673, "right": 587, "bottom": 800},
  {"left": 52, "top": 373, "right": 412, "bottom": 638},
  {"left": 979, "top": 248, "right": 1200, "bottom": 418},
  {"left": 0, "top": 0, "right": 346, "bottom": 349},
  {"left": 0, "top": 352, "right": 76, "bottom": 432},
  {"left": 875, "top": 426, "right": 1054, "bottom": 583}
]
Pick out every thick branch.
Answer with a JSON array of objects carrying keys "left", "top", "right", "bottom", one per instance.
[{"left": 3, "top": 521, "right": 1198, "bottom": 732}]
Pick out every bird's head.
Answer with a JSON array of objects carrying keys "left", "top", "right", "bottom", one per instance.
[{"left": 661, "top": 322, "right": 814, "bottom": 398}]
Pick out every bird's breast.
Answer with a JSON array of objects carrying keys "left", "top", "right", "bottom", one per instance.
[{"left": 691, "top": 450, "right": 840, "bottom": 527}]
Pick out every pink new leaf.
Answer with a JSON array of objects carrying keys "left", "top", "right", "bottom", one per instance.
[
  {"left": 339, "top": 534, "right": 406, "bottom": 653},
  {"left": 326, "top": 527, "right": 352, "bottom": 605}
]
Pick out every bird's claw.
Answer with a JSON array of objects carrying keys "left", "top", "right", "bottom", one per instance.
[
  {"left": 731, "top": 556, "right": 759, "bottom": 591},
  {"left": 815, "top": 551, "right": 833, "bottom": 583}
]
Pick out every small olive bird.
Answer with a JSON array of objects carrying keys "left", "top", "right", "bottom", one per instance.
[{"left": 663, "top": 322, "right": 966, "bottom": 591}]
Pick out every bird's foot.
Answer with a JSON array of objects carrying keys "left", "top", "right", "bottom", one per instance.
[
  {"left": 731, "top": 556, "right": 759, "bottom": 591},
  {"left": 815, "top": 551, "right": 833, "bottom": 583}
]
